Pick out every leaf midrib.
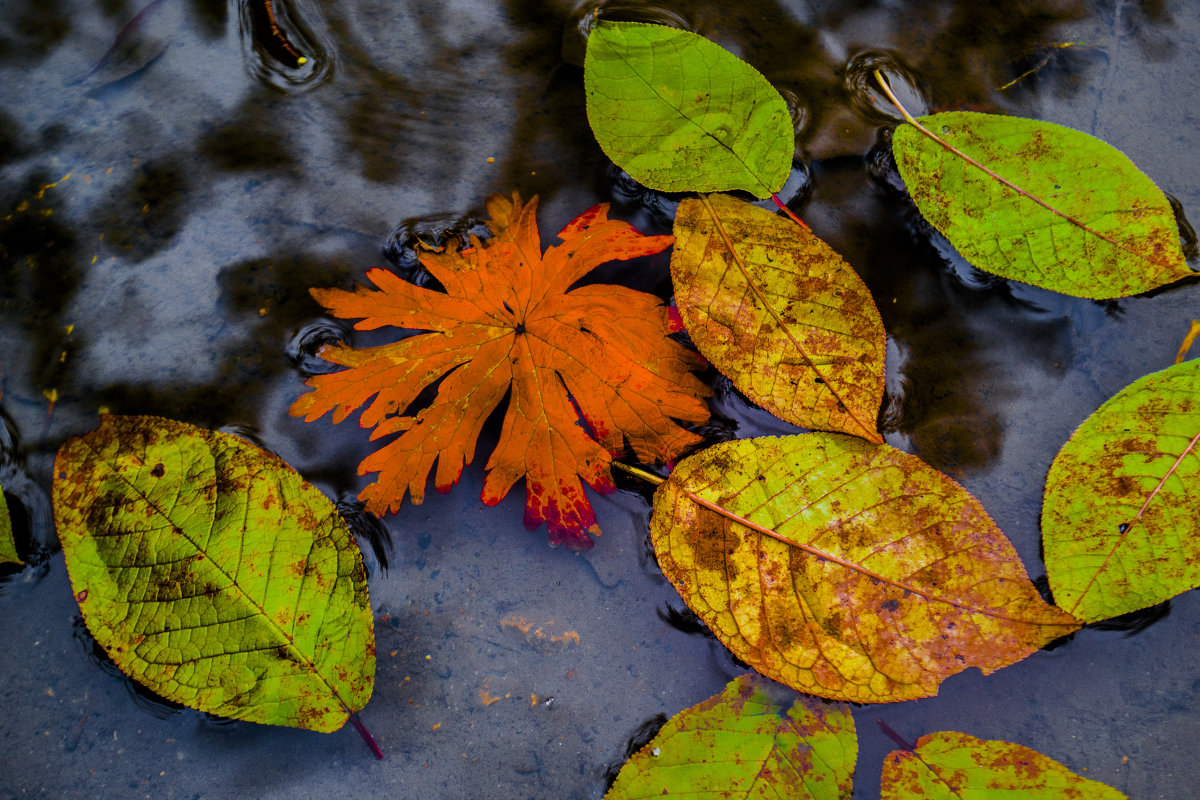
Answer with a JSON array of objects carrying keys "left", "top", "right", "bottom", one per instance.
[{"left": 86, "top": 434, "right": 350, "bottom": 716}]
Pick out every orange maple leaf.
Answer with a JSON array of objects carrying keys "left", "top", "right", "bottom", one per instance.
[{"left": 291, "top": 193, "right": 711, "bottom": 549}]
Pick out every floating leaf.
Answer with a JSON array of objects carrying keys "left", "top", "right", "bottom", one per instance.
[
  {"left": 881, "top": 730, "right": 1127, "bottom": 799},
  {"left": 651, "top": 434, "right": 1079, "bottom": 703},
  {"left": 605, "top": 673, "right": 856, "bottom": 800},
  {"left": 1043, "top": 359, "right": 1200, "bottom": 622},
  {"left": 584, "top": 21, "right": 792, "bottom": 198},
  {"left": 291, "top": 193, "right": 710, "bottom": 550},
  {"left": 671, "top": 194, "right": 885, "bottom": 442},
  {"left": 53, "top": 416, "right": 374, "bottom": 733},
  {"left": 0, "top": 484, "right": 20, "bottom": 565},
  {"left": 892, "top": 110, "right": 1191, "bottom": 298}
]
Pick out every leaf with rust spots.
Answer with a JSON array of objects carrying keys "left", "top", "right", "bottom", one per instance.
[
  {"left": 1043, "top": 358, "right": 1200, "bottom": 622},
  {"left": 584, "top": 21, "right": 792, "bottom": 199},
  {"left": 291, "top": 192, "right": 710, "bottom": 550},
  {"left": 671, "top": 194, "right": 885, "bottom": 443},
  {"left": 892, "top": 110, "right": 1192, "bottom": 298},
  {"left": 0, "top": 484, "right": 20, "bottom": 565},
  {"left": 881, "top": 730, "right": 1127, "bottom": 799},
  {"left": 651, "top": 434, "right": 1079, "bottom": 703},
  {"left": 52, "top": 416, "right": 374, "bottom": 733},
  {"left": 605, "top": 673, "right": 855, "bottom": 799}
]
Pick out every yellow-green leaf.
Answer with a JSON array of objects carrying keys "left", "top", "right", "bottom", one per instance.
[
  {"left": 881, "top": 730, "right": 1127, "bottom": 799},
  {"left": 584, "top": 21, "right": 792, "bottom": 198},
  {"left": 671, "top": 194, "right": 885, "bottom": 443},
  {"left": 1043, "top": 359, "right": 1200, "bottom": 622},
  {"left": 651, "top": 434, "right": 1079, "bottom": 703},
  {"left": 53, "top": 416, "right": 374, "bottom": 732},
  {"left": 0, "top": 485, "right": 20, "bottom": 565},
  {"left": 892, "top": 111, "right": 1192, "bottom": 299},
  {"left": 605, "top": 674, "right": 856, "bottom": 800}
]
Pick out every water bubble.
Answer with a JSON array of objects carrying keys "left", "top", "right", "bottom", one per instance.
[
  {"left": 565, "top": 2, "right": 694, "bottom": 66},
  {"left": 237, "top": 0, "right": 334, "bottom": 93},
  {"left": 287, "top": 320, "right": 352, "bottom": 376},
  {"left": 383, "top": 212, "right": 491, "bottom": 288},
  {"left": 606, "top": 164, "right": 677, "bottom": 227},
  {"left": 843, "top": 50, "right": 927, "bottom": 124},
  {"left": 337, "top": 498, "right": 392, "bottom": 576}
]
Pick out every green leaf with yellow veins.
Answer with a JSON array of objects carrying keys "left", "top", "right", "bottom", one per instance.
[
  {"left": 892, "top": 110, "right": 1192, "bottom": 298},
  {"left": 605, "top": 673, "right": 856, "bottom": 800},
  {"left": 584, "top": 21, "right": 792, "bottom": 198},
  {"left": 53, "top": 415, "right": 374, "bottom": 734},
  {"left": 651, "top": 434, "right": 1079, "bottom": 703},
  {"left": 1043, "top": 358, "right": 1200, "bottom": 622},
  {"left": 0, "top": 484, "right": 20, "bottom": 565},
  {"left": 882, "top": 730, "right": 1127, "bottom": 799}
]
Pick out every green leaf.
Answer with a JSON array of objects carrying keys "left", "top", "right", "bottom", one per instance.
[
  {"left": 605, "top": 673, "right": 856, "bottom": 800},
  {"left": 881, "top": 730, "right": 1128, "bottom": 799},
  {"left": 650, "top": 434, "right": 1079, "bottom": 703},
  {"left": 52, "top": 415, "right": 374, "bottom": 732},
  {"left": 1043, "top": 359, "right": 1200, "bottom": 622},
  {"left": 0, "top": 484, "right": 20, "bottom": 565},
  {"left": 892, "top": 111, "right": 1191, "bottom": 298},
  {"left": 671, "top": 193, "right": 885, "bottom": 442},
  {"left": 584, "top": 21, "right": 792, "bottom": 198}
]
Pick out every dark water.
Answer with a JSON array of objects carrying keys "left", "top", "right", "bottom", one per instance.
[{"left": 2, "top": 1, "right": 1198, "bottom": 797}]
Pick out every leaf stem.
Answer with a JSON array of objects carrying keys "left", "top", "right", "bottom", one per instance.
[
  {"left": 770, "top": 193, "right": 810, "bottom": 231},
  {"left": 612, "top": 460, "right": 665, "bottom": 486},
  {"left": 349, "top": 712, "right": 384, "bottom": 760},
  {"left": 1175, "top": 319, "right": 1200, "bottom": 364},
  {"left": 876, "top": 719, "right": 916, "bottom": 751}
]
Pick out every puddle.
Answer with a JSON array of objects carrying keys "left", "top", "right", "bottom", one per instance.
[{"left": 1, "top": 0, "right": 1198, "bottom": 797}]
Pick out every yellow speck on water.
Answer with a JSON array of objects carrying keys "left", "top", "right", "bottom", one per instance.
[
  {"left": 431, "top": 723, "right": 441, "bottom": 731},
  {"left": 486, "top": 157, "right": 495, "bottom": 163},
  {"left": 298, "top": 57, "right": 308, "bottom": 65}
]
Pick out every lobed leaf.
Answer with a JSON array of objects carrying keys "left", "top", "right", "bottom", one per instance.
[
  {"left": 1043, "top": 358, "right": 1200, "bottom": 622},
  {"left": 0, "top": 484, "right": 20, "bottom": 565},
  {"left": 53, "top": 416, "right": 374, "bottom": 732},
  {"left": 292, "top": 193, "right": 710, "bottom": 550},
  {"left": 881, "top": 730, "right": 1128, "bottom": 799},
  {"left": 671, "top": 194, "right": 885, "bottom": 442},
  {"left": 584, "top": 21, "right": 792, "bottom": 198},
  {"left": 605, "top": 673, "right": 856, "bottom": 800},
  {"left": 893, "top": 111, "right": 1191, "bottom": 298},
  {"left": 651, "top": 434, "right": 1079, "bottom": 703}
]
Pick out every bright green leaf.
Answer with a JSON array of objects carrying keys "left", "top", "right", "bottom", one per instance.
[
  {"left": 671, "top": 193, "right": 885, "bottom": 442},
  {"left": 0, "top": 484, "right": 20, "bottom": 565},
  {"left": 584, "top": 21, "right": 792, "bottom": 198},
  {"left": 53, "top": 415, "right": 374, "bottom": 732},
  {"left": 1043, "top": 359, "right": 1200, "bottom": 622},
  {"left": 651, "top": 434, "right": 1079, "bottom": 703},
  {"left": 605, "top": 673, "right": 856, "bottom": 800},
  {"left": 893, "top": 111, "right": 1192, "bottom": 298},
  {"left": 881, "top": 730, "right": 1127, "bottom": 799}
]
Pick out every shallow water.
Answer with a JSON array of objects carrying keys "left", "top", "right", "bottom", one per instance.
[{"left": 2, "top": 0, "right": 1198, "bottom": 797}]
